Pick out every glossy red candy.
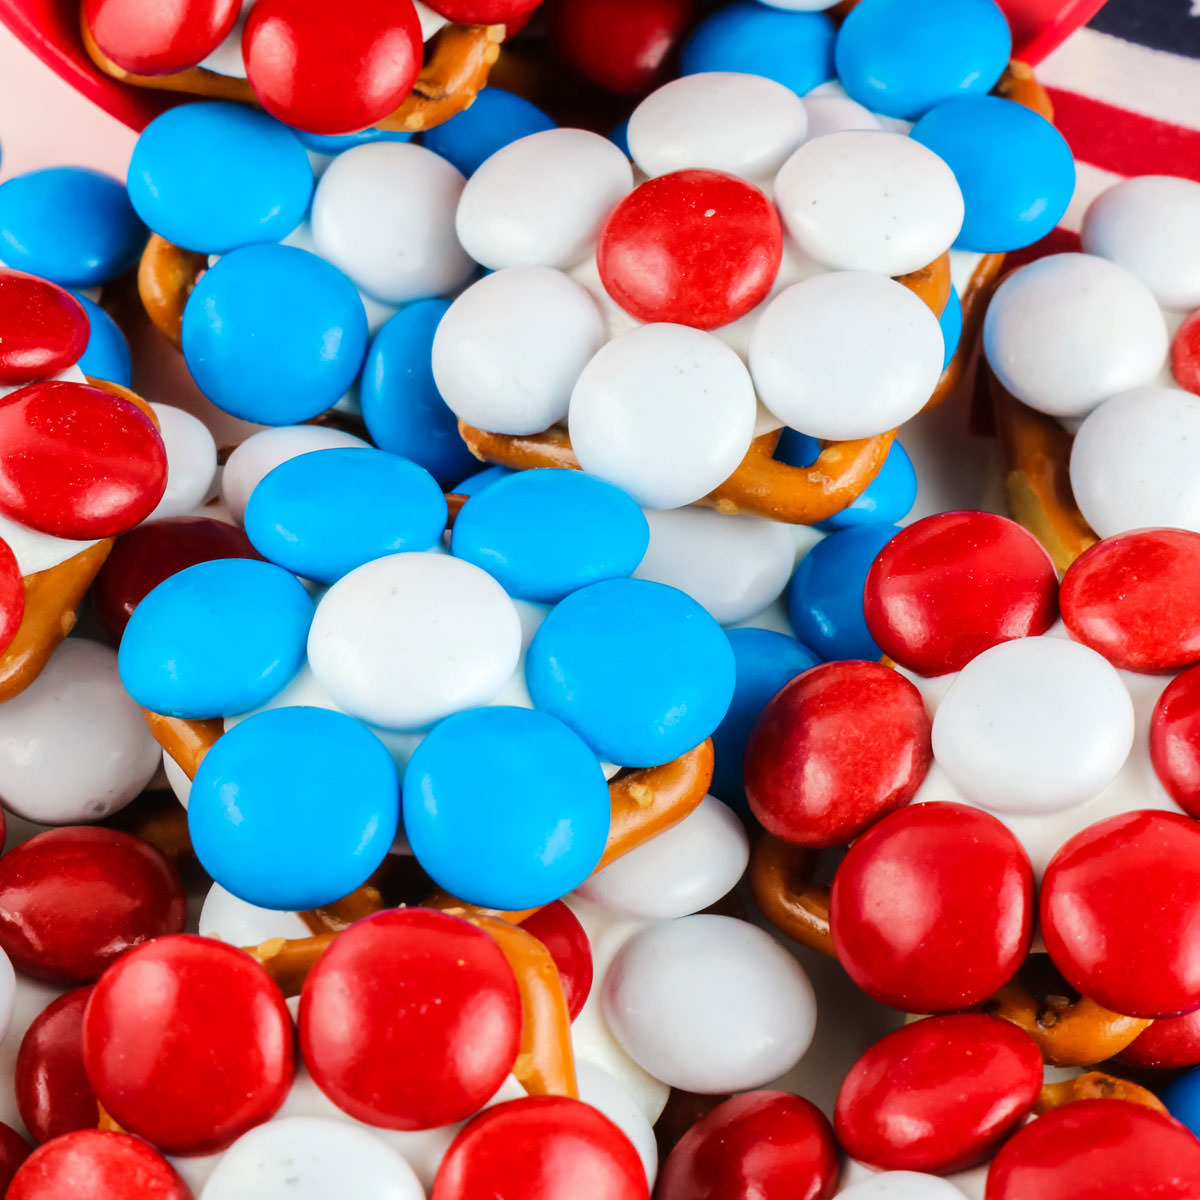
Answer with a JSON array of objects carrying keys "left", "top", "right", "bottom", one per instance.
[
  {"left": 16, "top": 987, "right": 98, "bottom": 1145},
  {"left": 745, "top": 661, "right": 932, "bottom": 848},
  {"left": 83, "top": 935, "right": 293, "bottom": 1155},
  {"left": 300, "top": 908, "right": 521, "bottom": 1130},
  {"left": 863, "top": 511, "right": 1059, "bottom": 676},
  {"left": 0, "top": 271, "right": 89, "bottom": 386},
  {"left": 423, "top": 0, "right": 543, "bottom": 22},
  {"left": 0, "top": 1124, "right": 31, "bottom": 1193},
  {"left": 7, "top": 1130, "right": 189, "bottom": 1200},
  {"left": 985, "top": 1100, "right": 1200, "bottom": 1199},
  {"left": 433, "top": 1095, "right": 648, "bottom": 1200},
  {"left": 598, "top": 171, "right": 782, "bottom": 330},
  {"left": 656, "top": 1091, "right": 839, "bottom": 1200},
  {"left": 1119, "top": 1008, "right": 1200, "bottom": 1069},
  {"left": 243, "top": 0, "right": 424, "bottom": 135},
  {"left": 1150, "top": 665, "right": 1200, "bottom": 817},
  {"left": 521, "top": 900, "right": 593, "bottom": 1021},
  {"left": 831, "top": 803, "right": 1034, "bottom": 1012},
  {"left": 84, "top": 0, "right": 241, "bottom": 75},
  {"left": 836, "top": 1015, "right": 1042, "bottom": 1174},
  {"left": 1172, "top": 308, "right": 1200, "bottom": 396},
  {"left": 0, "top": 536, "right": 23, "bottom": 656},
  {"left": 1041, "top": 811, "right": 1200, "bottom": 1018}
]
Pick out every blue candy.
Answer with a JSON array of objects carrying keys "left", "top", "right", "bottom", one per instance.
[
  {"left": 403, "top": 706, "right": 610, "bottom": 911},
  {"left": 835, "top": 0, "right": 1011, "bottom": 120},
  {"left": 190, "top": 706, "right": 399, "bottom": 910},
  {"left": 451, "top": 469, "right": 649, "bottom": 604},
  {"left": 182, "top": 243, "right": 368, "bottom": 424},
  {"left": 454, "top": 465, "right": 514, "bottom": 497},
  {"left": 360, "top": 300, "right": 476, "bottom": 486},
  {"left": 526, "top": 578, "right": 736, "bottom": 767},
  {"left": 127, "top": 102, "right": 313, "bottom": 254},
  {"left": 681, "top": 3, "right": 835, "bottom": 96},
  {"left": 0, "top": 167, "right": 146, "bottom": 287},
  {"left": 939, "top": 285, "right": 963, "bottom": 369},
  {"left": 1164, "top": 1068, "right": 1200, "bottom": 1138},
  {"left": 118, "top": 558, "right": 313, "bottom": 719},
  {"left": 789, "top": 525, "right": 900, "bottom": 661},
  {"left": 423, "top": 88, "right": 556, "bottom": 176},
  {"left": 911, "top": 96, "right": 1076, "bottom": 252},
  {"left": 73, "top": 293, "right": 133, "bottom": 387},
  {"left": 294, "top": 127, "right": 413, "bottom": 155},
  {"left": 609, "top": 119, "right": 631, "bottom": 158}
]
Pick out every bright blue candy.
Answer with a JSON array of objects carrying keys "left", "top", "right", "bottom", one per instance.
[
  {"left": 773, "top": 427, "right": 821, "bottom": 470},
  {"left": 940, "top": 285, "right": 963, "bottom": 369},
  {"left": 1164, "top": 1068, "right": 1200, "bottom": 1137},
  {"left": 711, "top": 628, "right": 818, "bottom": 806},
  {"left": 609, "top": 120, "right": 631, "bottom": 158},
  {"left": 244, "top": 447, "right": 447, "bottom": 584},
  {"left": 423, "top": 88, "right": 556, "bottom": 176},
  {"left": 360, "top": 301, "right": 476, "bottom": 486},
  {"left": 526, "top": 578, "right": 736, "bottom": 767},
  {"left": 189, "top": 706, "right": 398, "bottom": 910},
  {"left": 403, "top": 706, "right": 610, "bottom": 910},
  {"left": 835, "top": 0, "right": 1011, "bottom": 120},
  {"left": 182, "top": 243, "right": 368, "bottom": 424},
  {"left": 127, "top": 102, "right": 313, "bottom": 254},
  {"left": 72, "top": 293, "right": 133, "bottom": 387},
  {"left": 911, "top": 96, "right": 1076, "bottom": 252},
  {"left": 294, "top": 127, "right": 413, "bottom": 155},
  {"left": 681, "top": 3, "right": 835, "bottom": 96},
  {"left": 452, "top": 470, "right": 649, "bottom": 604},
  {"left": 789, "top": 525, "right": 899, "bottom": 661},
  {"left": 454, "top": 465, "right": 514, "bottom": 497},
  {"left": 0, "top": 168, "right": 146, "bottom": 287},
  {"left": 118, "top": 558, "right": 313, "bottom": 719}
]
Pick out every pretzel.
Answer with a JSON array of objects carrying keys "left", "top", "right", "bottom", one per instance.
[
  {"left": 747, "top": 834, "right": 835, "bottom": 959},
  {"left": 1033, "top": 1070, "right": 1167, "bottom": 1116}
]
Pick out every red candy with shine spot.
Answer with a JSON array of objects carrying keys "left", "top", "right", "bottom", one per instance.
[
  {"left": 0, "top": 1124, "right": 31, "bottom": 1193},
  {"left": 83, "top": 935, "right": 293, "bottom": 1155},
  {"left": 656, "top": 1091, "right": 839, "bottom": 1200},
  {"left": 1172, "top": 308, "right": 1200, "bottom": 396},
  {"left": 521, "top": 900, "right": 593, "bottom": 1021},
  {"left": 745, "top": 661, "right": 932, "bottom": 848},
  {"left": 0, "top": 271, "right": 89, "bottom": 386},
  {"left": 0, "top": 536, "right": 23, "bottom": 656},
  {"left": 863, "top": 511, "right": 1059, "bottom": 676},
  {"left": 1041, "top": 810, "right": 1200, "bottom": 1018},
  {"left": 7, "top": 1130, "right": 188, "bottom": 1200},
  {"left": 16, "top": 987, "right": 98, "bottom": 1145},
  {"left": 1119, "top": 1007, "right": 1200, "bottom": 1069},
  {"left": 598, "top": 171, "right": 782, "bottom": 330},
  {"left": 423, "top": 0, "right": 543, "bottom": 22},
  {"left": 1150, "top": 664, "right": 1200, "bottom": 817},
  {"left": 835, "top": 1015, "right": 1043, "bottom": 1174},
  {"left": 84, "top": 0, "right": 241, "bottom": 75}
]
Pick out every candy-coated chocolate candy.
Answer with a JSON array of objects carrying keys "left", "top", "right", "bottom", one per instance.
[
  {"left": 656, "top": 1090, "right": 837, "bottom": 1200},
  {"left": 745, "top": 661, "right": 932, "bottom": 848},
  {"left": 84, "top": 935, "right": 293, "bottom": 1155},
  {"left": 424, "top": 88, "right": 557, "bottom": 178},
  {"left": 424, "top": 0, "right": 541, "bottom": 20},
  {"left": 148, "top": 402, "right": 218, "bottom": 521},
  {"left": 455, "top": 465, "right": 513, "bottom": 497},
  {"left": 575, "top": 1062, "right": 656, "bottom": 1187},
  {"left": 0, "top": 270, "right": 89, "bottom": 386},
  {"left": 1174, "top": 309, "right": 1200, "bottom": 396},
  {"left": 1153, "top": 665, "right": 1200, "bottom": 816},
  {"left": 1120, "top": 1008, "right": 1200, "bottom": 1069},
  {"left": 301, "top": 909, "right": 521, "bottom": 1130},
  {"left": 938, "top": 283, "right": 963, "bottom": 366},
  {"left": 85, "top": 0, "right": 240, "bottom": 74},
  {"left": 835, "top": 1015, "right": 1042, "bottom": 1173},
  {"left": 7, "top": 1131, "right": 186, "bottom": 1200},
  {"left": 198, "top": 882, "right": 311, "bottom": 946},
  {"left": 863, "top": 511, "right": 1058, "bottom": 676},
  {"left": 16, "top": 987, "right": 97, "bottom": 1144},
  {"left": 840, "top": 1176, "right": 967, "bottom": 1199},
  {"left": 73, "top": 294, "right": 132, "bottom": 387},
  {"left": 0, "top": 535, "right": 22, "bottom": 656},
  {"left": 0, "top": 1125, "right": 30, "bottom": 1193},
  {"left": 0, "top": 949, "right": 17, "bottom": 1041},
  {"left": 802, "top": 93, "right": 882, "bottom": 139},
  {"left": 521, "top": 901, "right": 593, "bottom": 1020}
]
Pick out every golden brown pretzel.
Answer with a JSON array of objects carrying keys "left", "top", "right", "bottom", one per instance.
[
  {"left": 747, "top": 834, "right": 835, "bottom": 959},
  {"left": 1034, "top": 1071, "right": 1167, "bottom": 1116}
]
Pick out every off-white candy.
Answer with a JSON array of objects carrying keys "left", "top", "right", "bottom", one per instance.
[
  {"left": 983, "top": 253, "right": 1168, "bottom": 419},
  {"left": 0, "top": 951, "right": 15, "bottom": 1045},
  {"left": 774, "top": 131, "right": 964, "bottom": 276},
  {"left": 163, "top": 751, "right": 191, "bottom": 809},
  {"left": 569, "top": 323, "right": 757, "bottom": 509},
  {"left": 457, "top": 129, "right": 632, "bottom": 270},
  {"left": 0, "top": 509, "right": 97, "bottom": 577},
  {"left": 759, "top": 0, "right": 839, "bottom": 7},
  {"left": 602, "top": 914, "right": 817, "bottom": 1093},
  {"left": 576, "top": 1061, "right": 658, "bottom": 1187},
  {"left": 149, "top": 403, "right": 218, "bottom": 520},
  {"left": 199, "top": 883, "right": 310, "bottom": 946},
  {"left": 749, "top": 271, "right": 944, "bottom": 440},
  {"left": 802, "top": 95, "right": 883, "bottom": 140},
  {"left": 838, "top": 1173, "right": 970, "bottom": 1199}
]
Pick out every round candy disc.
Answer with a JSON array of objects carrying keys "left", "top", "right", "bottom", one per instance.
[
  {"left": 16, "top": 987, "right": 97, "bottom": 1144},
  {"left": 7, "top": 1131, "right": 185, "bottom": 1200},
  {"left": 73, "top": 295, "right": 132, "bottom": 387},
  {"left": 423, "top": 87, "right": 557, "bottom": 178},
  {"left": 0, "top": 537, "right": 22, "bottom": 657},
  {"left": 1173, "top": 309, "right": 1200, "bottom": 396},
  {"left": 148, "top": 401, "right": 218, "bottom": 521},
  {"left": 1121, "top": 1009, "right": 1200, "bottom": 1070},
  {"left": 84, "top": 0, "right": 241, "bottom": 74},
  {"left": 521, "top": 902, "right": 593, "bottom": 1021},
  {"left": 0, "top": 270, "right": 89, "bottom": 386},
  {"left": 837, "top": 1177, "right": 968, "bottom": 1200},
  {"left": 1152, "top": 665, "right": 1200, "bottom": 818}
]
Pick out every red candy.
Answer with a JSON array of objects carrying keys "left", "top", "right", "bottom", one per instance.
[
  {"left": 863, "top": 511, "right": 1059, "bottom": 676},
  {"left": 598, "top": 171, "right": 783, "bottom": 330},
  {"left": 84, "top": 0, "right": 241, "bottom": 75},
  {"left": 243, "top": 0, "right": 424, "bottom": 135},
  {"left": 300, "top": 908, "right": 521, "bottom": 1130},
  {"left": 0, "top": 271, "right": 89, "bottom": 387},
  {"left": 745, "top": 661, "right": 932, "bottom": 848},
  {"left": 0, "top": 536, "right": 23, "bottom": 657},
  {"left": 831, "top": 803, "right": 1034, "bottom": 1012},
  {"left": 0, "top": 381, "right": 167, "bottom": 540},
  {"left": 432, "top": 1095, "right": 648, "bottom": 1200},
  {"left": 7, "top": 1130, "right": 188, "bottom": 1200},
  {"left": 0, "top": 1124, "right": 30, "bottom": 1193},
  {"left": 1041, "top": 811, "right": 1200, "bottom": 1018},
  {"left": 1119, "top": 1007, "right": 1200, "bottom": 1069},
  {"left": 16, "top": 988, "right": 98, "bottom": 1145},
  {"left": 1172, "top": 308, "right": 1200, "bottom": 396},
  {"left": 423, "top": 0, "right": 543, "bottom": 22},
  {"left": 83, "top": 935, "right": 293, "bottom": 1155},
  {"left": 656, "top": 1091, "right": 839, "bottom": 1200},
  {"left": 835, "top": 1015, "right": 1043, "bottom": 1174},
  {"left": 521, "top": 900, "right": 593, "bottom": 1021},
  {"left": 1150, "top": 664, "right": 1200, "bottom": 816}
]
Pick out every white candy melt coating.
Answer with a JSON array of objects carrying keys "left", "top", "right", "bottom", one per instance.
[
  {"left": 576, "top": 1061, "right": 658, "bottom": 1188},
  {"left": 983, "top": 253, "right": 1169, "bottom": 419},
  {"left": 602, "top": 914, "right": 816, "bottom": 1093},
  {"left": 0, "top": 639, "right": 160, "bottom": 823},
  {"left": 838, "top": 1171, "right": 971, "bottom": 1199},
  {"left": 148, "top": 403, "right": 218, "bottom": 520},
  {"left": 457, "top": 129, "right": 633, "bottom": 270},
  {"left": 801, "top": 95, "right": 883, "bottom": 140},
  {"left": 198, "top": 883, "right": 311, "bottom": 946},
  {"left": 307, "top": 552, "right": 522, "bottom": 730},
  {"left": 759, "top": 0, "right": 839, "bottom": 7},
  {"left": 568, "top": 323, "right": 757, "bottom": 509},
  {"left": 433, "top": 266, "right": 605, "bottom": 436},
  {"left": 628, "top": 73, "right": 808, "bottom": 182},
  {"left": 281, "top": 223, "right": 398, "bottom": 335},
  {"left": 0, "top": 509, "right": 98, "bottom": 577},
  {"left": 749, "top": 272, "right": 944, "bottom": 439},
  {"left": 163, "top": 751, "right": 191, "bottom": 809},
  {"left": 774, "top": 132, "right": 964, "bottom": 276}
]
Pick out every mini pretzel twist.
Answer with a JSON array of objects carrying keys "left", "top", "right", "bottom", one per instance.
[
  {"left": 747, "top": 834, "right": 835, "bottom": 959},
  {"left": 1034, "top": 1071, "right": 1167, "bottom": 1116}
]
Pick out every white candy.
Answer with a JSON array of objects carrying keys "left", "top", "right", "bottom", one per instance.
[
  {"left": 0, "top": 639, "right": 160, "bottom": 823},
  {"left": 307, "top": 552, "right": 522, "bottom": 730},
  {"left": 0, "top": 508, "right": 97, "bottom": 577},
  {"left": 1081, "top": 176, "right": 1200, "bottom": 311},
  {"left": 576, "top": 1061, "right": 658, "bottom": 1188},
  {"left": 310, "top": 142, "right": 474, "bottom": 305},
  {"left": 774, "top": 132, "right": 964, "bottom": 276},
  {"left": 433, "top": 266, "right": 605, "bottom": 436},
  {"left": 602, "top": 914, "right": 817, "bottom": 1093},
  {"left": 574, "top": 795, "right": 748, "bottom": 918},
  {"left": 0, "top": 950, "right": 15, "bottom": 1045},
  {"left": 628, "top": 73, "right": 808, "bottom": 182},
  {"left": 198, "top": 882, "right": 311, "bottom": 946},
  {"left": 148, "top": 403, "right": 218, "bottom": 520},
  {"left": 749, "top": 272, "right": 945, "bottom": 439},
  {"left": 983, "top": 253, "right": 1168, "bottom": 419},
  {"left": 457, "top": 129, "right": 633, "bottom": 270},
  {"left": 932, "top": 637, "right": 1134, "bottom": 817},
  {"left": 838, "top": 1172, "right": 970, "bottom": 1199},
  {"left": 759, "top": 0, "right": 839, "bottom": 7},
  {"left": 801, "top": 95, "right": 883, "bottom": 140},
  {"left": 163, "top": 751, "right": 191, "bottom": 809},
  {"left": 569, "top": 323, "right": 757, "bottom": 509},
  {"left": 1070, "top": 385, "right": 1200, "bottom": 537}
]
